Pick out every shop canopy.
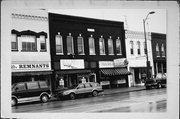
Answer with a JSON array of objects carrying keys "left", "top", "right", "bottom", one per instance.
[
  {"left": 101, "top": 68, "right": 131, "bottom": 76},
  {"left": 12, "top": 70, "right": 53, "bottom": 76}
]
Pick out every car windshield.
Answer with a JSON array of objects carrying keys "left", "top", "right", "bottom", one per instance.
[{"left": 69, "top": 85, "right": 78, "bottom": 89}]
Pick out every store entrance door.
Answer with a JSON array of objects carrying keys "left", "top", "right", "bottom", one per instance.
[
  {"left": 134, "top": 68, "right": 141, "bottom": 84},
  {"left": 68, "top": 74, "right": 78, "bottom": 87}
]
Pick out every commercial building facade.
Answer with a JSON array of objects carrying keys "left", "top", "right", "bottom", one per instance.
[
  {"left": 11, "top": 10, "right": 52, "bottom": 90},
  {"left": 49, "top": 13, "right": 131, "bottom": 90},
  {"left": 151, "top": 32, "right": 166, "bottom": 75},
  {"left": 125, "top": 30, "right": 154, "bottom": 87}
]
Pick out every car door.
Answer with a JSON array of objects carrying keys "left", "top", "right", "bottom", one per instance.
[
  {"left": 26, "top": 82, "right": 41, "bottom": 98},
  {"left": 84, "top": 83, "right": 93, "bottom": 94},
  {"left": 75, "top": 83, "right": 85, "bottom": 95},
  {"left": 13, "top": 83, "right": 27, "bottom": 99}
]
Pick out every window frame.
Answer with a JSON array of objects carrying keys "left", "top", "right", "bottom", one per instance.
[
  {"left": 89, "top": 35, "right": 96, "bottom": 55},
  {"left": 156, "top": 43, "right": 160, "bottom": 57},
  {"left": 130, "top": 41, "right": 134, "bottom": 55},
  {"left": 40, "top": 35, "right": 47, "bottom": 52},
  {"left": 161, "top": 44, "right": 165, "bottom": 57},
  {"left": 55, "top": 33, "right": 64, "bottom": 55},
  {"left": 11, "top": 34, "right": 18, "bottom": 51},
  {"left": 99, "top": 36, "right": 106, "bottom": 55},
  {"left": 137, "top": 41, "right": 141, "bottom": 55},
  {"left": 21, "top": 35, "right": 37, "bottom": 52},
  {"left": 108, "top": 37, "right": 114, "bottom": 55},
  {"left": 77, "top": 35, "right": 85, "bottom": 55},
  {"left": 116, "top": 37, "right": 122, "bottom": 55},
  {"left": 66, "top": 33, "right": 74, "bottom": 55}
]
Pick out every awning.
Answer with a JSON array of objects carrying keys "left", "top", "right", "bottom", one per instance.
[
  {"left": 101, "top": 68, "right": 131, "bottom": 76},
  {"left": 56, "top": 69, "right": 91, "bottom": 75},
  {"left": 12, "top": 70, "right": 53, "bottom": 76}
]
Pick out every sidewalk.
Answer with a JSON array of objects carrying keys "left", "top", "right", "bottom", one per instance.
[{"left": 103, "top": 86, "right": 146, "bottom": 95}]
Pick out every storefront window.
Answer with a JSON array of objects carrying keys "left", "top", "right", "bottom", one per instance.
[
  {"left": 77, "top": 34, "right": 84, "bottom": 55},
  {"left": 137, "top": 41, "right": 141, "bottom": 55},
  {"left": 89, "top": 35, "right": 95, "bottom": 55},
  {"left": 40, "top": 35, "right": 46, "bottom": 51},
  {"left": 108, "top": 37, "right": 114, "bottom": 55},
  {"left": 11, "top": 34, "right": 18, "bottom": 51},
  {"left": 130, "top": 41, "right": 134, "bottom": 55},
  {"left": 21, "top": 35, "right": 37, "bottom": 51},
  {"left": 67, "top": 33, "right": 74, "bottom": 54},
  {"left": 156, "top": 43, "right": 160, "bottom": 57},
  {"left": 161, "top": 44, "right": 165, "bottom": 57},
  {"left": 116, "top": 37, "right": 122, "bottom": 55},
  {"left": 56, "top": 32, "right": 63, "bottom": 54},
  {"left": 99, "top": 36, "right": 105, "bottom": 55}
]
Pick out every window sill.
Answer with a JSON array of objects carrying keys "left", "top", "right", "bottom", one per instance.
[
  {"left": 21, "top": 50, "right": 38, "bottom": 52},
  {"left": 56, "top": 53, "right": 64, "bottom": 55},
  {"left": 11, "top": 49, "right": 18, "bottom": 52},
  {"left": 40, "top": 50, "right": 47, "bottom": 52},
  {"left": 108, "top": 54, "right": 114, "bottom": 55},
  {"left": 100, "top": 54, "right": 106, "bottom": 55},
  {"left": 117, "top": 54, "right": 122, "bottom": 55},
  {"left": 89, "top": 54, "right": 96, "bottom": 55}
]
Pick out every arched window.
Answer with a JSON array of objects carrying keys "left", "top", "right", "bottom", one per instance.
[
  {"left": 77, "top": 34, "right": 84, "bottom": 55},
  {"left": 99, "top": 35, "right": 105, "bottom": 55},
  {"left": 137, "top": 41, "right": 141, "bottom": 55},
  {"left": 108, "top": 36, "right": 114, "bottom": 55},
  {"left": 89, "top": 35, "right": 95, "bottom": 55},
  {"left": 67, "top": 33, "right": 74, "bottom": 54},
  {"left": 116, "top": 37, "right": 122, "bottom": 55},
  {"left": 130, "top": 41, "right": 134, "bottom": 55},
  {"left": 55, "top": 32, "right": 63, "bottom": 54},
  {"left": 161, "top": 44, "right": 165, "bottom": 57},
  {"left": 156, "top": 43, "right": 160, "bottom": 57}
]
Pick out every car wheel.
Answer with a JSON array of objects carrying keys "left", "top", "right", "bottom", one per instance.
[
  {"left": 12, "top": 98, "right": 17, "bottom": 106},
  {"left": 41, "top": 94, "right": 49, "bottom": 103},
  {"left": 157, "top": 83, "right": 162, "bottom": 89},
  {"left": 69, "top": 93, "right": 76, "bottom": 100},
  {"left": 92, "top": 90, "right": 98, "bottom": 97}
]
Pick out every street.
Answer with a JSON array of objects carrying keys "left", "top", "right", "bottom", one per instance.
[{"left": 12, "top": 88, "right": 167, "bottom": 113}]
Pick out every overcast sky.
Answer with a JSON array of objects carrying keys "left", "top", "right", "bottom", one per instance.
[{"left": 48, "top": 9, "right": 166, "bottom": 34}]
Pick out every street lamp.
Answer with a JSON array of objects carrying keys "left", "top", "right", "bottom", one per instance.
[{"left": 143, "top": 11, "right": 155, "bottom": 81}]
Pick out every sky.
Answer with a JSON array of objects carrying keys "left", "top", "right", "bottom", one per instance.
[{"left": 48, "top": 9, "right": 166, "bottom": 34}]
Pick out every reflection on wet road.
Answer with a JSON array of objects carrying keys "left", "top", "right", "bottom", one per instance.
[{"left": 12, "top": 88, "right": 167, "bottom": 113}]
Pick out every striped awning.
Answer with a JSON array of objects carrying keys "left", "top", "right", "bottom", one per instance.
[{"left": 101, "top": 68, "right": 131, "bottom": 76}]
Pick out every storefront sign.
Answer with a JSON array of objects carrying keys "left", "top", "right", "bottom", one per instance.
[
  {"left": 60, "top": 59, "right": 84, "bottom": 69},
  {"left": 11, "top": 63, "right": 50, "bottom": 71},
  {"left": 117, "top": 79, "right": 126, "bottom": 84},
  {"left": 99, "top": 61, "right": 114, "bottom": 68},
  {"left": 87, "top": 28, "right": 95, "bottom": 32},
  {"left": 100, "top": 81, "right": 110, "bottom": 85},
  {"left": 114, "top": 58, "right": 128, "bottom": 67}
]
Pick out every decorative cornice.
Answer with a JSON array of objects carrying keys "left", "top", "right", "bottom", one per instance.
[
  {"left": 12, "top": 13, "right": 48, "bottom": 21},
  {"left": 126, "top": 30, "right": 151, "bottom": 40}
]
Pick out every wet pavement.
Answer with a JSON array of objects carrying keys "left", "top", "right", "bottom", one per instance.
[{"left": 12, "top": 87, "right": 167, "bottom": 113}]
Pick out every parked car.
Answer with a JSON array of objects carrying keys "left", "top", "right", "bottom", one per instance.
[
  {"left": 56, "top": 82, "right": 103, "bottom": 100},
  {"left": 12, "top": 81, "right": 52, "bottom": 106},
  {"left": 145, "top": 73, "right": 167, "bottom": 89}
]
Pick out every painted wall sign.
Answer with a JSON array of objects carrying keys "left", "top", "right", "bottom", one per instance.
[
  {"left": 114, "top": 58, "right": 128, "bottom": 67},
  {"left": 99, "top": 61, "right": 114, "bottom": 68},
  {"left": 11, "top": 63, "right": 50, "bottom": 71},
  {"left": 60, "top": 59, "right": 84, "bottom": 69}
]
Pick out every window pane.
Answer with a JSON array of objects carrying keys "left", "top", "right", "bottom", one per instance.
[
  {"left": 11, "top": 34, "right": 17, "bottom": 50},
  {"left": 137, "top": 41, "right": 141, "bottom": 54},
  {"left": 89, "top": 37, "right": 95, "bottom": 55},
  {"left": 108, "top": 38, "right": 114, "bottom": 54},
  {"left": 27, "top": 82, "right": 39, "bottom": 89},
  {"left": 67, "top": 36, "right": 74, "bottom": 54},
  {"left": 16, "top": 83, "right": 26, "bottom": 91},
  {"left": 21, "top": 35, "right": 36, "bottom": 51},
  {"left": 77, "top": 36, "right": 84, "bottom": 55},
  {"left": 156, "top": 44, "right": 160, "bottom": 56},
  {"left": 99, "top": 37, "right": 105, "bottom": 55},
  {"left": 116, "top": 39, "right": 122, "bottom": 54},
  {"left": 56, "top": 35, "right": 63, "bottom": 54},
  {"left": 39, "top": 81, "right": 48, "bottom": 88},
  {"left": 40, "top": 36, "right": 46, "bottom": 51}
]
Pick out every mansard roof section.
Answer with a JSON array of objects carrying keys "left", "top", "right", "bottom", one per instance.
[{"left": 126, "top": 30, "right": 151, "bottom": 39}]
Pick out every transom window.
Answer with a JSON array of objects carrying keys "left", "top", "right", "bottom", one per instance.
[
  {"left": 108, "top": 36, "right": 114, "bottom": 55},
  {"left": 137, "top": 41, "right": 141, "bottom": 55},
  {"left": 116, "top": 37, "right": 122, "bottom": 55},
  {"left": 77, "top": 34, "right": 84, "bottom": 55},
  {"left": 40, "top": 35, "right": 46, "bottom": 51},
  {"left": 89, "top": 35, "right": 95, "bottom": 55},
  {"left": 67, "top": 33, "right": 74, "bottom": 54},
  {"left": 11, "top": 34, "right": 18, "bottom": 51},
  {"left": 156, "top": 43, "right": 160, "bottom": 57},
  {"left": 55, "top": 32, "right": 63, "bottom": 54},
  {"left": 99, "top": 36, "right": 105, "bottom": 55},
  {"left": 21, "top": 35, "right": 37, "bottom": 51}
]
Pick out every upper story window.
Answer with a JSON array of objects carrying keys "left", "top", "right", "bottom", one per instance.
[
  {"left": 55, "top": 32, "right": 63, "bottom": 54},
  {"left": 89, "top": 35, "right": 95, "bottom": 55},
  {"left": 144, "top": 42, "right": 147, "bottom": 55},
  {"left": 11, "top": 34, "right": 18, "bottom": 51},
  {"left": 40, "top": 35, "right": 46, "bottom": 51},
  {"left": 137, "top": 41, "right": 141, "bottom": 55},
  {"left": 156, "top": 43, "right": 160, "bottom": 57},
  {"left": 21, "top": 35, "right": 37, "bottom": 51},
  {"left": 67, "top": 33, "right": 74, "bottom": 54},
  {"left": 77, "top": 34, "right": 84, "bottom": 55},
  {"left": 108, "top": 36, "right": 114, "bottom": 55},
  {"left": 99, "top": 35, "right": 105, "bottom": 55},
  {"left": 130, "top": 41, "right": 134, "bottom": 55},
  {"left": 116, "top": 37, "right": 122, "bottom": 55},
  {"left": 161, "top": 44, "right": 165, "bottom": 57}
]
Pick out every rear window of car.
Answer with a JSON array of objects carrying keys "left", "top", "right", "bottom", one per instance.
[
  {"left": 39, "top": 81, "right": 48, "bottom": 88},
  {"left": 27, "top": 82, "right": 39, "bottom": 89}
]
